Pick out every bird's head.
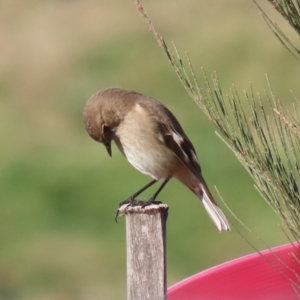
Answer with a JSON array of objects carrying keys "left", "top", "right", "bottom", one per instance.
[
  {"left": 83, "top": 89, "right": 122, "bottom": 157},
  {"left": 83, "top": 87, "right": 139, "bottom": 156}
]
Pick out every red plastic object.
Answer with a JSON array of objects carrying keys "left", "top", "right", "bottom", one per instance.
[{"left": 168, "top": 243, "right": 300, "bottom": 300}]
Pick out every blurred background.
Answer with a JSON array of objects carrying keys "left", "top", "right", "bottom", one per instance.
[{"left": 1, "top": 0, "right": 300, "bottom": 299}]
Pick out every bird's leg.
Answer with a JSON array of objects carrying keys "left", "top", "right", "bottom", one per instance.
[
  {"left": 141, "top": 178, "right": 170, "bottom": 207},
  {"left": 115, "top": 179, "right": 158, "bottom": 221},
  {"left": 122, "top": 179, "right": 158, "bottom": 205}
]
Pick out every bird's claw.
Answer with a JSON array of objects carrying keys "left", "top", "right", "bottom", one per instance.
[
  {"left": 114, "top": 198, "right": 162, "bottom": 222},
  {"left": 114, "top": 198, "right": 134, "bottom": 222},
  {"left": 140, "top": 198, "right": 162, "bottom": 207}
]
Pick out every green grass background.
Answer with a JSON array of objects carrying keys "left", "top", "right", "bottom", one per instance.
[{"left": 1, "top": 0, "right": 300, "bottom": 299}]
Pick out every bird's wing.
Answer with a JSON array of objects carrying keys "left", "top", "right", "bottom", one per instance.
[
  {"left": 157, "top": 120, "right": 202, "bottom": 179},
  {"left": 137, "top": 96, "right": 202, "bottom": 179}
]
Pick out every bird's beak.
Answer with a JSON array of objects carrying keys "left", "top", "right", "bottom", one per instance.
[{"left": 104, "top": 141, "right": 112, "bottom": 157}]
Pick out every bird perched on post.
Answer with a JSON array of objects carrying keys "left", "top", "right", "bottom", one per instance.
[{"left": 83, "top": 87, "right": 230, "bottom": 231}]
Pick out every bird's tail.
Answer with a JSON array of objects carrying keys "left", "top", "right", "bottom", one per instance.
[{"left": 196, "top": 178, "right": 230, "bottom": 232}]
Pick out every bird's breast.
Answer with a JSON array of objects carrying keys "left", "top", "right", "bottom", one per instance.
[{"left": 114, "top": 109, "right": 178, "bottom": 179}]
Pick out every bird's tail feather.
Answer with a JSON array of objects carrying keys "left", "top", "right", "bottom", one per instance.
[{"left": 197, "top": 182, "right": 230, "bottom": 232}]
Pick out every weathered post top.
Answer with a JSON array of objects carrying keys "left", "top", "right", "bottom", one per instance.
[{"left": 119, "top": 203, "right": 169, "bottom": 300}]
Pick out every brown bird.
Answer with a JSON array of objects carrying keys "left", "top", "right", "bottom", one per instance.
[{"left": 83, "top": 87, "right": 230, "bottom": 231}]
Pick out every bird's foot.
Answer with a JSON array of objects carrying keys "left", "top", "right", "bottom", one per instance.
[
  {"left": 114, "top": 198, "right": 134, "bottom": 222},
  {"left": 140, "top": 197, "right": 162, "bottom": 208},
  {"left": 114, "top": 197, "right": 162, "bottom": 222}
]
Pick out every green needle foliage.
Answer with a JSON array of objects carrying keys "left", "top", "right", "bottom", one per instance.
[
  {"left": 254, "top": 0, "right": 300, "bottom": 61},
  {"left": 135, "top": 0, "right": 300, "bottom": 242}
]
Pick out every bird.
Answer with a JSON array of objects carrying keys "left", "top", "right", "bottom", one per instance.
[{"left": 83, "top": 87, "right": 230, "bottom": 231}]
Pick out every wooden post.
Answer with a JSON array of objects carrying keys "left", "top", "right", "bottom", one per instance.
[{"left": 118, "top": 203, "right": 169, "bottom": 300}]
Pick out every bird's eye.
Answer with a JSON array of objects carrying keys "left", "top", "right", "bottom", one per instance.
[
  {"left": 101, "top": 124, "right": 113, "bottom": 144},
  {"left": 102, "top": 124, "right": 111, "bottom": 134}
]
